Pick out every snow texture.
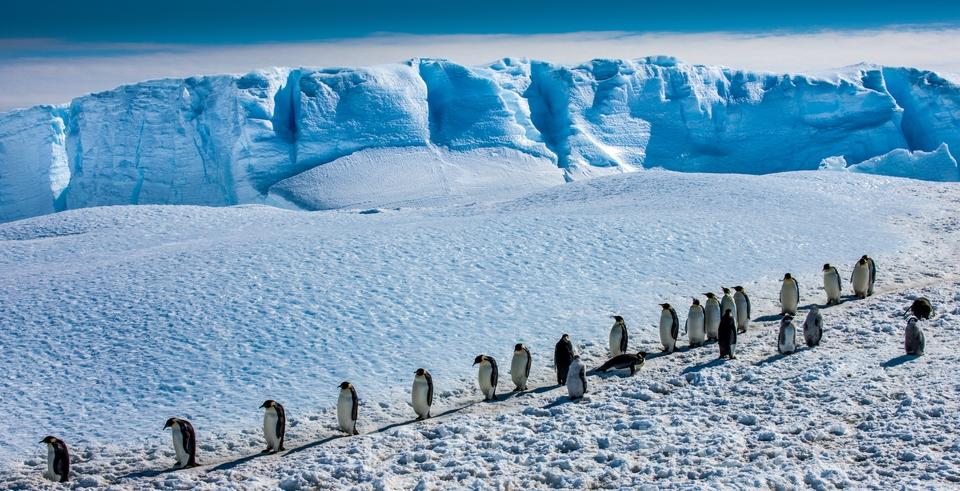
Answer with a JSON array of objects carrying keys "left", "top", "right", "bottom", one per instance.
[
  {"left": 2, "top": 59, "right": 960, "bottom": 222},
  {"left": 2, "top": 170, "right": 960, "bottom": 488}
]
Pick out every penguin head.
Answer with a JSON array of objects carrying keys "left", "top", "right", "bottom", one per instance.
[
  {"left": 721, "top": 287, "right": 731, "bottom": 294},
  {"left": 907, "top": 316, "right": 918, "bottom": 325},
  {"left": 561, "top": 334, "right": 570, "bottom": 341},
  {"left": 415, "top": 368, "right": 428, "bottom": 377},
  {"left": 338, "top": 381, "right": 352, "bottom": 390},
  {"left": 782, "top": 314, "right": 794, "bottom": 322},
  {"left": 704, "top": 292, "right": 716, "bottom": 299},
  {"left": 660, "top": 303, "right": 672, "bottom": 310},
  {"left": 783, "top": 273, "right": 793, "bottom": 281},
  {"left": 723, "top": 309, "right": 732, "bottom": 317},
  {"left": 822, "top": 263, "right": 831, "bottom": 271},
  {"left": 859, "top": 257, "right": 867, "bottom": 265},
  {"left": 39, "top": 436, "right": 60, "bottom": 445},
  {"left": 473, "top": 355, "right": 487, "bottom": 365},
  {"left": 861, "top": 254, "right": 869, "bottom": 261},
  {"left": 691, "top": 298, "right": 700, "bottom": 305},
  {"left": 637, "top": 351, "right": 647, "bottom": 359},
  {"left": 611, "top": 315, "right": 624, "bottom": 323},
  {"left": 163, "top": 417, "right": 178, "bottom": 430},
  {"left": 734, "top": 286, "right": 744, "bottom": 292},
  {"left": 514, "top": 343, "right": 525, "bottom": 352},
  {"left": 260, "top": 400, "right": 277, "bottom": 409}
]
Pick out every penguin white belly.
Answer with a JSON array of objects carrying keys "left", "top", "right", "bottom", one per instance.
[
  {"left": 705, "top": 301, "right": 721, "bottom": 339},
  {"left": 412, "top": 379, "right": 431, "bottom": 418},
  {"left": 478, "top": 362, "right": 494, "bottom": 399},
  {"left": 337, "top": 390, "right": 355, "bottom": 433},
  {"left": 780, "top": 325, "right": 796, "bottom": 353},
  {"left": 609, "top": 327, "right": 624, "bottom": 356},
  {"left": 824, "top": 271, "right": 841, "bottom": 303},
  {"left": 781, "top": 282, "right": 798, "bottom": 314},
  {"left": 687, "top": 309, "right": 705, "bottom": 345},
  {"left": 171, "top": 426, "right": 187, "bottom": 467},
  {"left": 659, "top": 312, "right": 676, "bottom": 352},
  {"left": 734, "top": 294, "right": 749, "bottom": 330},
  {"left": 721, "top": 297, "right": 738, "bottom": 330},
  {"left": 510, "top": 353, "right": 528, "bottom": 389},
  {"left": 46, "top": 446, "right": 58, "bottom": 481},
  {"left": 852, "top": 266, "right": 870, "bottom": 297},
  {"left": 566, "top": 362, "right": 585, "bottom": 398},
  {"left": 263, "top": 411, "right": 279, "bottom": 450}
]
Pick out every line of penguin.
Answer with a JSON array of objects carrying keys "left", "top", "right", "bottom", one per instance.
[{"left": 38, "top": 254, "right": 936, "bottom": 483}]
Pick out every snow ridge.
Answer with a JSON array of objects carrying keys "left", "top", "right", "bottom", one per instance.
[{"left": 1, "top": 58, "right": 960, "bottom": 222}]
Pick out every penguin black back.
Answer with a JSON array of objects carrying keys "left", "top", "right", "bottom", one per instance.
[
  {"left": 554, "top": 334, "right": 574, "bottom": 385},
  {"left": 908, "top": 297, "right": 933, "bottom": 320}
]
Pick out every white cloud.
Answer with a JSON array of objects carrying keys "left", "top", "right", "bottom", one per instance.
[{"left": 3, "top": 28, "right": 960, "bottom": 111}]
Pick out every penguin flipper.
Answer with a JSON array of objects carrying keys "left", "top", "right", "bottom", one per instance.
[
  {"left": 491, "top": 358, "right": 499, "bottom": 392},
  {"left": 425, "top": 371, "right": 434, "bottom": 406},
  {"left": 350, "top": 386, "right": 359, "bottom": 422},
  {"left": 523, "top": 347, "right": 532, "bottom": 378}
]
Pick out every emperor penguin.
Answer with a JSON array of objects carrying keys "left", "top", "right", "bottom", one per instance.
[
  {"left": 686, "top": 298, "right": 706, "bottom": 347},
  {"left": 803, "top": 306, "right": 823, "bottom": 347},
  {"left": 554, "top": 334, "right": 575, "bottom": 385},
  {"left": 259, "top": 400, "right": 286, "bottom": 453},
  {"left": 905, "top": 317, "right": 925, "bottom": 356},
  {"left": 39, "top": 436, "right": 69, "bottom": 483},
  {"left": 780, "top": 273, "right": 800, "bottom": 315},
  {"left": 595, "top": 351, "right": 647, "bottom": 375},
  {"left": 337, "top": 382, "right": 360, "bottom": 435},
  {"left": 510, "top": 343, "right": 532, "bottom": 391},
  {"left": 703, "top": 292, "right": 721, "bottom": 340},
  {"left": 733, "top": 286, "right": 751, "bottom": 333},
  {"left": 907, "top": 297, "right": 934, "bottom": 320},
  {"left": 412, "top": 368, "right": 434, "bottom": 420},
  {"left": 473, "top": 355, "right": 499, "bottom": 401},
  {"left": 822, "top": 263, "right": 842, "bottom": 305},
  {"left": 720, "top": 288, "right": 739, "bottom": 332},
  {"left": 609, "top": 315, "right": 629, "bottom": 357},
  {"left": 659, "top": 303, "right": 680, "bottom": 353},
  {"left": 778, "top": 314, "right": 797, "bottom": 354},
  {"left": 717, "top": 309, "right": 737, "bottom": 360},
  {"left": 566, "top": 355, "right": 587, "bottom": 400},
  {"left": 852, "top": 257, "right": 871, "bottom": 299},
  {"left": 163, "top": 418, "right": 199, "bottom": 468}
]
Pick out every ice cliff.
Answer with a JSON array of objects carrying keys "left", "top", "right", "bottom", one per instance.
[{"left": 1, "top": 57, "right": 958, "bottom": 222}]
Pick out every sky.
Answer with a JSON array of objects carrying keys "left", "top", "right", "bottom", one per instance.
[{"left": 2, "top": 0, "right": 960, "bottom": 110}]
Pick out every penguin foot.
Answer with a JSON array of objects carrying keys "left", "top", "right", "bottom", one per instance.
[
  {"left": 186, "top": 462, "right": 200, "bottom": 469},
  {"left": 729, "top": 356, "right": 737, "bottom": 360},
  {"left": 261, "top": 448, "right": 272, "bottom": 454}
]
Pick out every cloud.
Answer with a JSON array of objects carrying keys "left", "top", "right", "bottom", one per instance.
[{"left": 3, "top": 28, "right": 960, "bottom": 111}]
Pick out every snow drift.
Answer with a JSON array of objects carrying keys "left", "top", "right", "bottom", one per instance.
[{"left": 2, "top": 58, "right": 959, "bottom": 222}]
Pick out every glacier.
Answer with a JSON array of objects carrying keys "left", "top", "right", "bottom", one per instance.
[{"left": 1, "top": 57, "right": 959, "bottom": 223}]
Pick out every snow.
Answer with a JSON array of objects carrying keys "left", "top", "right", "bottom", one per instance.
[
  {"left": 820, "top": 143, "right": 959, "bottom": 182},
  {"left": 2, "top": 58, "right": 960, "bottom": 223},
  {"left": 2, "top": 170, "right": 960, "bottom": 488}
]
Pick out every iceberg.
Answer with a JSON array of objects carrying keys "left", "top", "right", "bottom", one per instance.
[{"left": 1, "top": 58, "right": 959, "bottom": 222}]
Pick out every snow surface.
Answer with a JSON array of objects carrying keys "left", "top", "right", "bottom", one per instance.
[
  {"left": 2, "top": 58, "right": 960, "bottom": 223},
  {"left": 819, "top": 143, "right": 960, "bottom": 182},
  {"left": 2, "top": 170, "right": 960, "bottom": 488}
]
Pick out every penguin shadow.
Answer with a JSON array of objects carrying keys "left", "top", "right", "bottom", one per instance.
[
  {"left": 755, "top": 348, "right": 809, "bottom": 366},
  {"left": 542, "top": 396, "right": 583, "bottom": 410},
  {"left": 370, "top": 402, "right": 479, "bottom": 435},
  {"left": 283, "top": 434, "right": 348, "bottom": 457},
  {"left": 209, "top": 451, "right": 271, "bottom": 472},
  {"left": 754, "top": 313, "right": 786, "bottom": 323},
  {"left": 116, "top": 466, "right": 181, "bottom": 480},
  {"left": 680, "top": 358, "right": 725, "bottom": 374},
  {"left": 882, "top": 354, "right": 920, "bottom": 368}
]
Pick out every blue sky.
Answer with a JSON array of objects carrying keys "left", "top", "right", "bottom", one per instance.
[
  {"left": 2, "top": 1, "right": 960, "bottom": 110},
  {"left": 4, "top": 0, "right": 959, "bottom": 44}
]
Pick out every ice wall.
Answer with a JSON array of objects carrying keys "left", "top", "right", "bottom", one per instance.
[{"left": 1, "top": 58, "right": 958, "bottom": 222}]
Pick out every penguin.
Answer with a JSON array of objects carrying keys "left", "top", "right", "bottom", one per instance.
[
  {"left": 473, "top": 355, "right": 499, "bottom": 401},
  {"left": 510, "top": 343, "right": 532, "bottom": 391},
  {"left": 163, "top": 418, "right": 199, "bottom": 468},
  {"left": 717, "top": 309, "right": 737, "bottom": 360},
  {"left": 412, "top": 368, "right": 434, "bottom": 420},
  {"left": 907, "top": 297, "right": 934, "bottom": 320},
  {"left": 594, "top": 352, "right": 647, "bottom": 375},
  {"left": 659, "top": 303, "right": 680, "bottom": 353},
  {"left": 905, "top": 316, "right": 925, "bottom": 356},
  {"left": 864, "top": 255, "right": 877, "bottom": 296},
  {"left": 566, "top": 355, "right": 587, "bottom": 400},
  {"left": 851, "top": 257, "right": 871, "bottom": 299},
  {"left": 554, "top": 334, "right": 575, "bottom": 385},
  {"left": 259, "top": 400, "right": 286, "bottom": 453},
  {"left": 720, "top": 287, "right": 739, "bottom": 332},
  {"left": 778, "top": 314, "right": 797, "bottom": 354},
  {"left": 822, "top": 263, "right": 842, "bottom": 305},
  {"left": 802, "top": 306, "right": 823, "bottom": 347},
  {"left": 703, "top": 292, "right": 721, "bottom": 340},
  {"left": 733, "top": 286, "right": 751, "bottom": 333},
  {"left": 686, "top": 298, "right": 706, "bottom": 347},
  {"left": 39, "top": 436, "right": 69, "bottom": 483},
  {"left": 337, "top": 381, "right": 360, "bottom": 435},
  {"left": 609, "top": 315, "right": 629, "bottom": 357},
  {"left": 780, "top": 273, "right": 799, "bottom": 315}
]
